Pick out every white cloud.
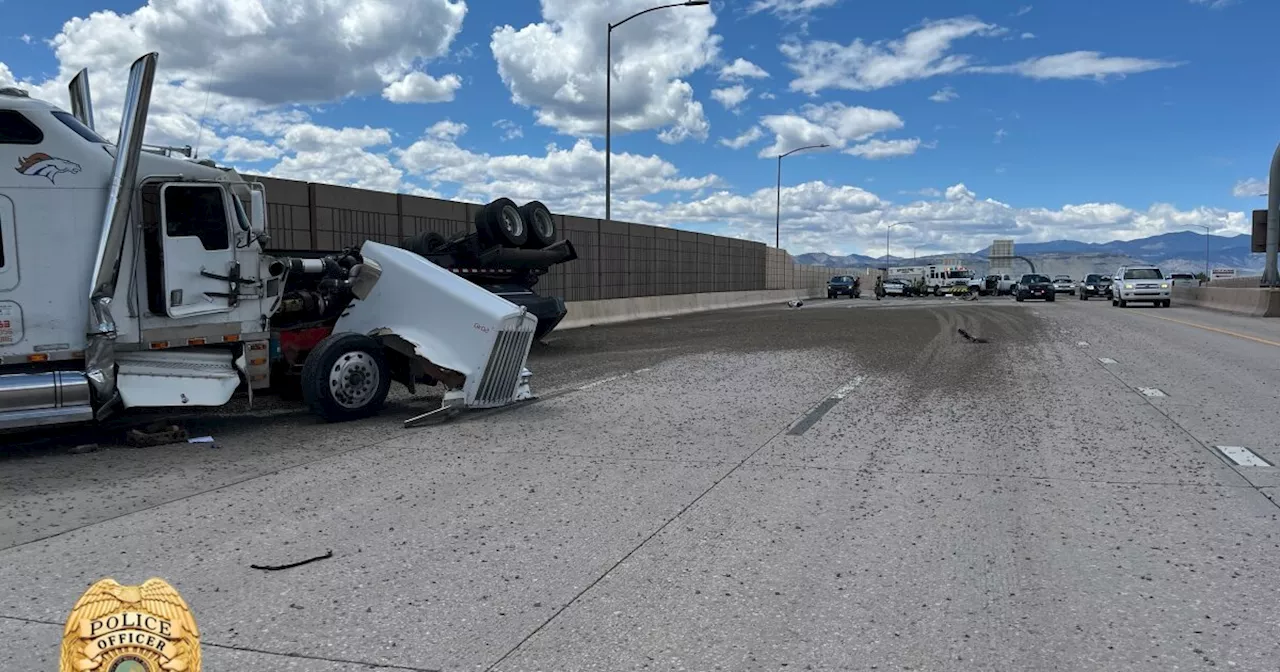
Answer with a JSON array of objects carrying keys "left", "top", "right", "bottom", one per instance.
[
  {"left": 20, "top": 34, "right": 33, "bottom": 45},
  {"left": 994, "top": 128, "right": 1007, "bottom": 143},
  {"left": 719, "top": 58, "right": 770, "bottom": 81},
  {"left": 0, "top": 63, "right": 14, "bottom": 87},
  {"left": 1013, "top": 5, "right": 1033, "bottom": 16},
  {"left": 781, "top": 17, "right": 1002, "bottom": 93},
  {"left": 268, "top": 124, "right": 403, "bottom": 192},
  {"left": 1, "top": 0, "right": 468, "bottom": 154},
  {"left": 396, "top": 128, "right": 722, "bottom": 217},
  {"left": 382, "top": 72, "right": 462, "bottom": 103},
  {"left": 945, "top": 184, "right": 977, "bottom": 202},
  {"left": 759, "top": 91, "right": 777, "bottom": 100},
  {"left": 973, "top": 51, "right": 1182, "bottom": 80},
  {"left": 844, "top": 138, "right": 922, "bottom": 159},
  {"left": 1233, "top": 178, "right": 1269, "bottom": 198},
  {"left": 746, "top": 0, "right": 841, "bottom": 19},
  {"left": 490, "top": 0, "right": 718, "bottom": 142},
  {"left": 929, "top": 86, "right": 958, "bottom": 102},
  {"left": 1190, "top": 0, "right": 1236, "bottom": 8},
  {"left": 493, "top": 119, "right": 524, "bottom": 141},
  {"left": 719, "top": 126, "right": 765, "bottom": 150},
  {"left": 426, "top": 120, "right": 468, "bottom": 141},
  {"left": 1020, "top": 32, "right": 1036, "bottom": 40},
  {"left": 219, "top": 136, "right": 282, "bottom": 163},
  {"left": 757, "top": 102, "right": 903, "bottom": 158},
  {"left": 782, "top": 16, "right": 1179, "bottom": 94},
  {"left": 711, "top": 85, "right": 751, "bottom": 111}
]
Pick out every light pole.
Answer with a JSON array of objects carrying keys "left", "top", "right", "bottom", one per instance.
[
  {"left": 606, "top": 1, "right": 709, "bottom": 230},
  {"left": 1194, "top": 223, "right": 1211, "bottom": 282},
  {"left": 885, "top": 222, "right": 899, "bottom": 264},
  {"left": 775, "top": 143, "right": 829, "bottom": 248}
]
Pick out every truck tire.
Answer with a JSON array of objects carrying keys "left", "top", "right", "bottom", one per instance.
[
  {"left": 519, "top": 201, "right": 557, "bottom": 248},
  {"left": 404, "top": 231, "right": 448, "bottom": 256},
  {"left": 478, "top": 198, "right": 527, "bottom": 248},
  {"left": 301, "top": 333, "right": 391, "bottom": 423}
]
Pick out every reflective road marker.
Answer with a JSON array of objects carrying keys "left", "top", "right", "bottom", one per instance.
[
  {"left": 1137, "top": 387, "right": 1167, "bottom": 398},
  {"left": 1098, "top": 357, "right": 1118, "bottom": 364},
  {"left": 1216, "top": 446, "right": 1272, "bottom": 467}
]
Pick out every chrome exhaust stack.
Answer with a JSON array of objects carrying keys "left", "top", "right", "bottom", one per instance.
[
  {"left": 68, "top": 68, "right": 95, "bottom": 130},
  {"left": 85, "top": 52, "right": 157, "bottom": 418}
]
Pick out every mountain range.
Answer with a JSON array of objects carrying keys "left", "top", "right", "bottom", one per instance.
[{"left": 796, "top": 231, "right": 1262, "bottom": 279}]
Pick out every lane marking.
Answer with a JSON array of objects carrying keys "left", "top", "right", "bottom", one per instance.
[
  {"left": 575, "top": 368, "right": 655, "bottom": 391},
  {"left": 788, "top": 376, "right": 865, "bottom": 436},
  {"left": 1077, "top": 341, "right": 1090, "bottom": 347},
  {"left": 1098, "top": 357, "right": 1118, "bottom": 365},
  {"left": 1134, "top": 313, "right": 1280, "bottom": 349},
  {"left": 1137, "top": 387, "right": 1167, "bottom": 398},
  {"left": 1216, "top": 446, "right": 1272, "bottom": 468}
]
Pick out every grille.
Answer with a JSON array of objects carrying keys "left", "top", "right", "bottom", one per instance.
[{"left": 473, "top": 322, "right": 535, "bottom": 406}]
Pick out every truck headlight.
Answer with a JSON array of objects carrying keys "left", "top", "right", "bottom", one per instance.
[
  {"left": 1161, "top": 283, "right": 1169, "bottom": 289},
  {"left": 1125, "top": 283, "right": 1134, "bottom": 289}
]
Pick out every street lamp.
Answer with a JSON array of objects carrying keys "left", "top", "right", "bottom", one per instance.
[
  {"left": 774, "top": 143, "right": 829, "bottom": 248},
  {"left": 605, "top": 1, "right": 709, "bottom": 230},
  {"left": 885, "top": 222, "right": 900, "bottom": 263},
  {"left": 1194, "top": 223, "right": 1211, "bottom": 282},
  {"left": 883, "top": 220, "right": 918, "bottom": 265}
]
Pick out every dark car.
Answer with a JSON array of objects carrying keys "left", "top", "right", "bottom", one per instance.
[
  {"left": 1015, "top": 274, "right": 1055, "bottom": 302},
  {"left": 1077, "top": 273, "right": 1112, "bottom": 300},
  {"left": 827, "top": 275, "right": 860, "bottom": 299}
]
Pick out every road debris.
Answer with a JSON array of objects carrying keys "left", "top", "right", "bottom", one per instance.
[
  {"left": 251, "top": 550, "right": 334, "bottom": 571},
  {"left": 787, "top": 300, "right": 804, "bottom": 308},
  {"left": 957, "top": 328, "right": 988, "bottom": 343},
  {"left": 125, "top": 422, "right": 189, "bottom": 448}
]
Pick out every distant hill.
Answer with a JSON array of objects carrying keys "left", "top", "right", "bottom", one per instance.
[{"left": 797, "top": 231, "right": 1263, "bottom": 275}]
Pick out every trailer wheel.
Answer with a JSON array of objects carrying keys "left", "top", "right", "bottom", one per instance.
[
  {"left": 519, "top": 201, "right": 557, "bottom": 248},
  {"left": 404, "top": 231, "right": 448, "bottom": 256},
  {"left": 478, "top": 198, "right": 528, "bottom": 247},
  {"left": 301, "top": 333, "right": 391, "bottom": 423}
]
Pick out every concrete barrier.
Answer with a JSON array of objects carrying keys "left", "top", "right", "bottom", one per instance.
[
  {"left": 558, "top": 288, "right": 822, "bottom": 330},
  {"left": 1172, "top": 286, "right": 1280, "bottom": 317}
]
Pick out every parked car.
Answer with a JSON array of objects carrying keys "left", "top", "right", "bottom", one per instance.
[
  {"left": 1052, "top": 277, "right": 1076, "bottom": 295},
  {"left": 1015, "top": 274, "right": 1056, "bottom": 302},
  {"left": 1077, "top": 274, "right": 1112, "bottom": 300},
  {"left": 882, "top": 279, "right": 908, "bottom": 296},
  {"left": 1112, "top": 265, "right": 1171, "bottom": 307},
  {"left": 994, "top": 274, "right": 1018, "bottom": 295},
  {"left": 827, "top": 275, "right": 860, "bottom": 299},
  {"left": 1167, "top": 272, "right": 1197, "bottom": 287}
]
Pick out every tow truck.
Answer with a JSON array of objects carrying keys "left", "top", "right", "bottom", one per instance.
[{"left": 0, "top": 52, "right": 559, "bottom": 432}]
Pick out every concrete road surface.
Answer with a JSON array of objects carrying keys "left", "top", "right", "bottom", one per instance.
[{"left": 3, "top": 296, "right": 1279, "bottom": 670}]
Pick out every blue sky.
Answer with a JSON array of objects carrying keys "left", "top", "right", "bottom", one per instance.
[{"left": 1, "top": 0, "right": 1274, "bottom": 256}]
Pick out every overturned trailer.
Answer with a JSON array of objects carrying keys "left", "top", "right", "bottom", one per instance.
[{"left": 0, "top": 52, "right": 548, "bottom": 432}]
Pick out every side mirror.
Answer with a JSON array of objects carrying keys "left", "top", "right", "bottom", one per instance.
[{"left": 250, "top": 190, "right": 267, "bottom": 233}]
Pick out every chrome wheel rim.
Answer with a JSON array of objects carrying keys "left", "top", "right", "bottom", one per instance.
[
  {"left": 500, "top": 205, "right": 524, "bottom": 238},
  {"left": 532, "top": 209, "right": 554, "bottom": 239},
  {"left": 328, "top": 351, "right": 380, "bottom": 409}
]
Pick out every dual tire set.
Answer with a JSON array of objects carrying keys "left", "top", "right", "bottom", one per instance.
[{"left": 403, "top": 199, "right": 559, "bottom": 257}]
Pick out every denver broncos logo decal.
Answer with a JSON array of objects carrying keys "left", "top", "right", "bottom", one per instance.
[{"left": 15, "top": 152, "right": 81, "bottom": 183}]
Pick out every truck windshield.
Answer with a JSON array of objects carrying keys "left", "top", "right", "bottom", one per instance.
[
  {"left": 1124, "top": 269, "right": 1163, "bottom": 280},
  {"left": 51, "top": 110, "right": 109, "bottom": 144},
  {"left": 946, "top": 271, "right": 971, "bottom": 279}
]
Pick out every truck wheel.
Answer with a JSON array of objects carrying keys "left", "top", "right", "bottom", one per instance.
[
  {"left": 478, "top": 198, "right": 528, "bottom": 248},
  {"left": 519, "top": 201, "right": 557, "bottom": 248},
  {"left": 301, "top": 333, "right": 391, "bottom": 423},
  {"left": 404, "top": 231, "right": 448, "bottom": 256}
]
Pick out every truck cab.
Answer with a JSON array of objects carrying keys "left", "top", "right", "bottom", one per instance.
[{"left": 1, "top": 53, "right": 541, "bottom": 433}]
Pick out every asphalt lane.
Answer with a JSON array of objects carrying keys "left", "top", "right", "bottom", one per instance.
[{"left": 2, "top": 295, "right": 1278, "bottom": 670}]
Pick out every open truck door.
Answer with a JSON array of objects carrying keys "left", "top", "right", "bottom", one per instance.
[{"left": 158, "top": 182, "right": 238, "bottom": 318}]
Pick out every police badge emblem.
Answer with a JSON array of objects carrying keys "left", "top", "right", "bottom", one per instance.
[{"left": 60, "top": 578, "right": 201, "bottom": 672}]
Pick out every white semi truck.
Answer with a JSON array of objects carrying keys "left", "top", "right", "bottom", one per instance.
[
  {"left": 0, "top": 52, "right": 543, "bottom": 432},
  {"left": 888, "top": 264, "right": 983, "bottom": 296}
]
